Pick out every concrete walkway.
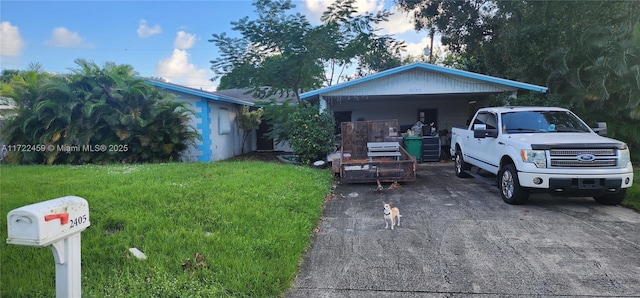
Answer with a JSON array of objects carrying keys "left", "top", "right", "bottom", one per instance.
[{"left": 286, "top": 162, "right": 640, "bottom": 297}]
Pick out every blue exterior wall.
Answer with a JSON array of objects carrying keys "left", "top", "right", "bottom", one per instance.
[{"left": 195, "top": 99, "right": 212, "bottom": 162}]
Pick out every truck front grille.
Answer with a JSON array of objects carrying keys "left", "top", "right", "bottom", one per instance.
[
  {"left": 549, "top": 149, "right": 616, "bottom": 156},
  {"left": 549, "top": 148, "right": 618, "bottom": 168}
]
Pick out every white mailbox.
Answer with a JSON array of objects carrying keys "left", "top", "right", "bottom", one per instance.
[
  {"left": 7, "top": 196, "right": 90, "bottom": 298},
  {"left": 7, "top": 196, "right": 90, "bottom": 247}
]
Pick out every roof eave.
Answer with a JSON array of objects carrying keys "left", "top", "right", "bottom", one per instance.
[
  {"left": 145, "top": 80, "right": 254, "bottom": 106},
  {"left": 300, "top": 62, "right": 548, "bottom": 99}
]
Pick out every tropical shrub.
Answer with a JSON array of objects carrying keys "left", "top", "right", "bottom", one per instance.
[
  {"left": 262, "top": 101, "right": 335, "bottom": 165},
  {"left": 0, "top": 60, "right": 199, "bottom": 164},
  {"left": 237, "top": 106, "right": 263, "bottom": 154}
]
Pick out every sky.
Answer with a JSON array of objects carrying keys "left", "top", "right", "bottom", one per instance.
[{"left": 0, "top": 0, "right": 439, "bottom": 91}]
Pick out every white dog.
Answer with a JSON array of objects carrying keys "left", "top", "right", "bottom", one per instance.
[{"left": 383, "top": 202, "right": 401, "bottom": 230}]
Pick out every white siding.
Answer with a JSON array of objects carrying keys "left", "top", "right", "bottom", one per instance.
[{"left": 324, "top": 68, "right": 517, "bottom": 97}]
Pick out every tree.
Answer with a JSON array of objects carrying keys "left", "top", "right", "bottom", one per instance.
[
  {"left": 210, "top": 0, "right": 324, "bottom": 100},
  {"left": 543, "top": 24, "right": 640, "bottom": 160},
  {"left": 397, "top": 0, "right": 637, "bottom": 84},
  {"left": 210, "top": 0, "right": 404, "bottom": 97},
  {"left": 1, "top": 60, "right": 199, "bottom": 164},
  {"left": 210, "top": 0, "right": 402, "bottom": 163},
  {"left": 319, "top": 0, "right": 405, "bottom": 81},
  {"left": 396, "top": 0, "right": 498, "bottom": 55},
  {"left": 237, "top": 106, "right": 263, "bottom": 153}
]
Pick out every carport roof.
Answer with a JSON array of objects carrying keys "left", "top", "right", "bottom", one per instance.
[{"left": 300, "top": 62, "right": 548, "bottom": 100}]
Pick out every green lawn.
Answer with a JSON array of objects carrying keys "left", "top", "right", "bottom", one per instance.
[
  {"left": 1, "top": 161, "right": 333, "bottom": 297},
  {"left": 622, "top": 165, "right": 640, "bottom": 211}
]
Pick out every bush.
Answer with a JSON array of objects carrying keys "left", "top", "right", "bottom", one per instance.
[
  {"left": 286, "top": 102, "right": 335, "bottom": 165},
  {"left": 263, "top": 101, "right": 335, "bottom": 165},
  {"left": 0, "top": 60, "right": 199, "bottom": 164}
]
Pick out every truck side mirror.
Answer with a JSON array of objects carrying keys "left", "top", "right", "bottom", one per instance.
[
  {"left": 592, "top": 122, "right": 607, "bottom": 136},
  {"left": 474, "top": 129, "right": 498, "bottom": 138}
]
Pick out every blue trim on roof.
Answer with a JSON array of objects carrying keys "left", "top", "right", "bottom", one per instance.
[
  {"left": 300, "top": 62, "right": 547, "bottom": 99},
  {"left": 195, "top": 100, "right": 212, "bottom": 162},
  {"left": 146, "top": 80, "right": 254, "bottom": 106}
]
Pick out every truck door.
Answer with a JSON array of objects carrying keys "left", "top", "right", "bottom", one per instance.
[
  {"left": 464, "top": 112, "right": 488, "bottom": 165},
  {"left": 481, "top": 112, "right": 500, "bottom": 173},
  {"left": 470, "top": 112, "right": 500, "bottom": 174}
]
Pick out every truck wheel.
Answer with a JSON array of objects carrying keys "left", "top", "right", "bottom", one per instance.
[
  {"left": 498, "top": 164, "right": 529, "bottom": 205},
  {"left": 593, "top": 189, "right": 626, "bottom": 205},
  {"left": 454, "top": 150, "right": 470, "bottom": 178}
]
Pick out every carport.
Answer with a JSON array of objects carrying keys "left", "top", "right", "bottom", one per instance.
[{"left": 301, "top": 62, "right": 548, "bottom": 137}]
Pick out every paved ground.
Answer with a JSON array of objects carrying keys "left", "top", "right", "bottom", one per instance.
[{"left": 286, "top": 162, "right": 640, "bottom": 297}]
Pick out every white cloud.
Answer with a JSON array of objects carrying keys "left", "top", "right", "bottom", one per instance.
[
  {"left": 304, "top": 0, "right": 384, "bottom": 22},
  {"left": 403, "top": 35, "right": 443, "bottom": 61},
  {"left": 381, "top": 5, "right": 415, "bottom": 35},
  {"left": 302, "top": 1, "right": 417, "bottom": 45},
  {"left": 137, "top": 19, "right": 162, "bottom": 38},
  {"left": 0, "top": 21, "right": 24, "bottom": 56},
  {"left": 156, "top": 32, "right": 214, "bottom": 91},
  {"left": 404, "top": 36, "right": 432, "bottom": 58},
  {"left": 174, "top": 31, "right": 196, "bottom": 50},
  {"left": 46, "top": 27, "right": 94, "bottom": 48},
  {"left": 301, "top": 2, "right": 442, "bottom": 62}
]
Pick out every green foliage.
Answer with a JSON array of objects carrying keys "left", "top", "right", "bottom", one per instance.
[
  {"left": 237, "top": 106, "right": 263, "bottom": 153},
  {"left": 260, "top": 99, "right": 297, "bottom": 145},
  {"left": 400, "top": 0, "right": 640, "bottom": 162},
  {"left": 210, "top": 0, "right": 324, "bottom": 100},
  {"left": 623, "top": 167, "right": 640, "bottom": 211},
  {"left": 0, "top": 162, "right": 333, "bottom": 297},
  {"left": 320, "top": 0, "right": 405, "bottom": 79},
  {"left": 488, "top": 92, "right": 566, "bottom": 108},
  {"left": 398, "top": 1, "right": 637, "bottom": 85},
  {"left": 0, "top": 60, "right": 199, "bottom": 164},
  {"left": 286, "top": 102, "right": 336, "bottom": 165},
  {"left": 210, "top": 0, "right": 404, "bottom": 97},
  {"left": 262, "top": 101, "right": 334, "bottom": 165},
  {"left": 542, "top": 23, "right": 640, "bottom": 161}
]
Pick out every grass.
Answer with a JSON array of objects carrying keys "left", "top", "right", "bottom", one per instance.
[
  {"left": 622, "top": 165, "right": 640, "bottom": 211},
  {"left": 0, "top": 161, "right": 333, "bottom": 297}
]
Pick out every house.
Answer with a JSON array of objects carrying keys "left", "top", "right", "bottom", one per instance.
[
  {"left": 146, "top": 80, "right": 294, "bottom": 162},
  {"left": 301, "top": 62, "right": 548, "bottom": 136},
  {"left": 146, "top": 80, "right": 256, "bottom": 162},
  {"left": 148, "top": 62, "right": 548, "bottom": 163},
  {"left": 214, "top": 88, "right": 295, "bottom": 152}
]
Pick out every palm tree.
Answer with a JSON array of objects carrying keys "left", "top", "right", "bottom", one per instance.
[{"left": 1, "top": 60, "right": 199, "bottom": 164}]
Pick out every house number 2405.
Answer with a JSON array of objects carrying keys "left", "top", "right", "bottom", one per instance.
[{"left": 70, "top": 215, "right": 87, "bottom": 228}]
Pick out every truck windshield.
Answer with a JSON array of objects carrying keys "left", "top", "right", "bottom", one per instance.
[{"left": 502, "top": 111, "right": 591, "bottom": 134}]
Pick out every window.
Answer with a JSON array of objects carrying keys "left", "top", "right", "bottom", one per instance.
[
  {"left": 502, "top": 111, "right": 590, "bottom": 133},
  {"left": 218, "top": 108, "right": 231, "bottom": 135},
  {"left": 473, "top": 112, "right": 497, "bottom": 129}
]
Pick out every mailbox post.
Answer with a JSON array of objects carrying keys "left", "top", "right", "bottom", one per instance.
[{"left": 6, "top": 196, "right": 90, "bottom": 298}]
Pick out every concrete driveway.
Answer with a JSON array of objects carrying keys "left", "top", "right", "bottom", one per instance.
[{"left": 286, "top": 162, "right": 640, "bottom": 297}]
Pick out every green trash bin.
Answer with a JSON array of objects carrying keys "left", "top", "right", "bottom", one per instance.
[{"left": 403, "top": 136, "right": 422, "bottom": 162}]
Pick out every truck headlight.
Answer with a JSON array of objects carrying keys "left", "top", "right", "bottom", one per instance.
[
  {"left": 620, "top": 148, "right": 631, "bottom": 168},
  {"left": 521, "top": 150, "right": 546, "bottom": 168}
]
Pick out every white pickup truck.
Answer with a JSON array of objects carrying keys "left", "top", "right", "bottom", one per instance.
[{"left": 450, "top": 106, "right": 633, "bottom": 205}]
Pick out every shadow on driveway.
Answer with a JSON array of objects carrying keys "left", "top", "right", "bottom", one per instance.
[{"left": 286, "top": 162, "right": 640, "bottom": 297}]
